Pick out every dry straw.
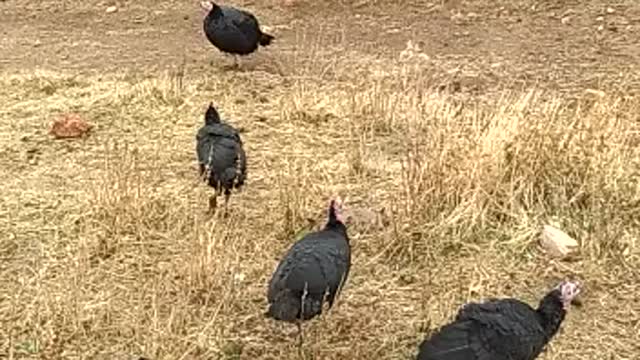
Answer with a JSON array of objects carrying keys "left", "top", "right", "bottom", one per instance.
[{"left": 0, "top": 32, "right": 639, "bottom": 360}]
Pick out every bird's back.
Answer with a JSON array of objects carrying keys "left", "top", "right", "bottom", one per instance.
[
  {"left": 418, "top": 299, "right": 546, "bottom": 360},
  {"left": 204, "top": 5, "right": 261, "bottom": 54},
  {"left": 220, "top": 6, "right": 259, "bottom": 28},
  {"left": 267, "top": 226, "right": 350, "bottom": 321},
  {"left": 196, "top": 123, "right": 245, "bottom": 189}
]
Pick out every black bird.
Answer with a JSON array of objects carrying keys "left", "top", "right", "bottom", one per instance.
[
  {"left": 195, "top": 103, "right": 247, "bottom": 214},
  {"left": 266, "top": 198, "right": 351, "bottom": 343},
  {"left": 417, "top": 281, "right": 582, "bottom": 360},
  {"left": 200, "top": 1, "right": 275, "bottom": 68}
]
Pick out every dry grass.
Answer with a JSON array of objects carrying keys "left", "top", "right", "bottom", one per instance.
[{"left": 1, "top": 34, "right": 639, "bottom": 360}]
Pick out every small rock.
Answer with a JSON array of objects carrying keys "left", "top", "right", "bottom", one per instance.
[
  {"left": 597, "top": 24, "right": 604, "bottom": 31},
  {"left": 596, "top": 16, "right": 604, "bottom": 22},
  {"left": 561, "top": 16, "right": 571, "bottom": 25},
  {"left": 106, "top": 6, "right": 117, "bottom": 13},
  {"left": 49, "top": 113, "right": 92, "bottom": 139},
  {"left": 540, "top": 225, "right": 579, "bottom": 258},
  {"left": 606, "top": 7, "right": 615, "bottom": 14}
]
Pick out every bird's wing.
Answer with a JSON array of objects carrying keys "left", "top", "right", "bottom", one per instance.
[
  {"left": 419, "top": 312, "right": 543, "bottom": 360},
  {"left": 196, "top": 128, "right": 216, "bottom": 166},
  {"left": 456, "top": 301, "right": 545, "bottom": 359},
  {"left": 267, "top": 253, "right": 294, "bottom": 301},
  {"left": 283, "top": 249, "right": 333, "bottom": 295},
  {"left": 234, "top": 139, "right": 247, "bottom": 186},
  {"left": 417, "top": 320, "right": 483, "bottom": 360},
  {"left": 227, "top": 10, "right": 260, "bottom": 37},
  {"left": 318, "top": 233, "right": 351, "bottom": 306},
  {"left": 196, "top": 124, "right": 242, "bottom": 178}
]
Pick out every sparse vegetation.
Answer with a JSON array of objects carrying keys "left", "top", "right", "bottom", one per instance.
[{"left": 1, "top": 1, "right": 639, "bottom": 359}]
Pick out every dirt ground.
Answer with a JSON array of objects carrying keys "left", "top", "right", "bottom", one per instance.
[
  {"left": 2, "top": 0, "right": 639, "bottom": 93},
  {"left": 1, "top": 0, "right": 639, "bottom": 359}
]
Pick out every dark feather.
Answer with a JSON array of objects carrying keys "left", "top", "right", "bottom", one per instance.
[
  {"left": 203, "top": 2, "right": 274, "bottom": 56},
  {"left": 418, "top": 288, "right": 571, "bottom": 360},
  {"left": 196, "top": 104, "right": 246, "bottom": 194},
  {"left": 266, "top": 201, "right": 350, "bottom": 323}
]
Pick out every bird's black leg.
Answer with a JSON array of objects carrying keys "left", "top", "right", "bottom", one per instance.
[
  {"left": 296, "top": 320, "right": 305, "bottom": 353},
  {"left": 208, "top": 189, "right": 218, "bottom": 215},
  {"left": 223, "top": 190, "right": 231, "bottom": 218}
]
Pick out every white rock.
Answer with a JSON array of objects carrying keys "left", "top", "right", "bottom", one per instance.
[
  {"left": 540, "top": 225, "right": 579, "bottom": 258},
  {"left": 106, "top": 6, "right": 117, "bottom": 13}
]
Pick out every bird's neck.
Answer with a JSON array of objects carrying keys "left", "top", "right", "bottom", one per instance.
[
  {"left": 208, "top": 5, "right": 223, "bottom": 19},
  {"left": 325, "top": 221, "right": 348, "bottom": 236},
  {"left": 536, "top": 293, "right": 567, "bottom": 341}
]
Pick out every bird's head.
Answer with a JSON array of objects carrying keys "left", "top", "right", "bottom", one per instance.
[
  {"left": 555, "top": 280, "right": 581, "bottom": 309},
  {"left": 328, "top": 196, "right": 346, "bottom": 224},
  {"left": 204, "top": 102, "right": 221, "bottom": 125},
  {"left": 199, "top": 1, "right": 218, "bottom": 12}
]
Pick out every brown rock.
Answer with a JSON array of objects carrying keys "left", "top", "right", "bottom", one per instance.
[{"left": 49, "top": 113, "right": 92, "bottom": 139}]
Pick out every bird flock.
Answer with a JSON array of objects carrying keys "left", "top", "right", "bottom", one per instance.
[{"left": 195, "top": 2, "right": 582, "bottom": 358}]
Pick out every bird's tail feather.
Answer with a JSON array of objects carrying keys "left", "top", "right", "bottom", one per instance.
[
  {"left": 266, "top": 294, "right": 299, "bottom": 322},
  {"left": 266, "top": 290, "right": 323, "bottom": 322},
  {"left": 259, "top": 32, "right": 274, "bottom": 46}
]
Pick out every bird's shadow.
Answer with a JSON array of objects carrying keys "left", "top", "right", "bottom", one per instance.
[
  {"left": 208, "top": 59, "right": 252, "bottom": 73},
  {"left": 208, "top": 55, "right": 279, "bottom": 74}
]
